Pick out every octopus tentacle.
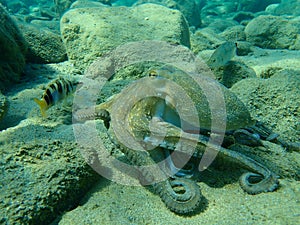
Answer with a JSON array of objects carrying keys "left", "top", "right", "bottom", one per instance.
[
  {"left": 74, "top": 107, "right": 109, "bottom": 121},
  {"left": 109, "top": 129, "right": 202, "bottom": 214},
  {"left": 239, "top": 172, "right": 278, "bottom": 194},
  {"left": 74, "top": 107, "right": 111, "bottom": 128},
  {"left": 144, "top": 120, "right": 279, "bottom": 194},
  {"left": 208, "top": 143, "right": 279, "bottom": 194},
  {"left": 154, "top": 178, "right": 202, "bottom": 214}
]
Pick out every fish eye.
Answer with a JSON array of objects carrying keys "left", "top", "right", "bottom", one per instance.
[{"left": 148, "top": 70, "right": 158, "bottom": 77}]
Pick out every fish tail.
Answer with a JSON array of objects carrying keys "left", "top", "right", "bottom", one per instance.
[{"left": 34, "top": 98, "right": 48, "bottom": 117}]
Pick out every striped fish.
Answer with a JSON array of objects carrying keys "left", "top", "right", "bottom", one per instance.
[
  {"left": 34, "top": 77, "right": 77, "bottom": 117},
  {"left": 207, "top": 41, "right": 237, "bottom": 69}
]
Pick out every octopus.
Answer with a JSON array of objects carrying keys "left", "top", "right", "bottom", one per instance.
[{"left": 74, "top": 65, "right": 281, "bottom": 215}]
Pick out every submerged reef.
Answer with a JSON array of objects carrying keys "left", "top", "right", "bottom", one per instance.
[
  {"left": 0, "top": 4, "right": 27, "bottom": 90},
  {"left": 0, "top": 0, "right": 299, "bottom": 224}
]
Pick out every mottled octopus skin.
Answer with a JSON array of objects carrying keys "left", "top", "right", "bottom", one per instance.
[
  {"left": 75, "top": 107, "right": 278, "bottom": 214},
  {"left": 112, "top": 128, "right": 203, "bottom": 214},
  {"left": 144, "top": 121, "right": 279, "bottom": 194},
  {"left": 74, "top": 66, "right": 279, "bottom": 214}
]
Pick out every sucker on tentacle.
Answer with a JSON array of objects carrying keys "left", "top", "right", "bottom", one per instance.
[
  {"left": 74, "top": 107, "right": 111, "bottom": 128},
  {"left": 111, "top": 129, "right": 203, "bottom": 214},
  {"left": 239, "top": 122, "right": 300, "bottom": 152},
  {"left": 76, "top": 103, "right": 279, "bottom": 196},
  {"left": 74, "top": 106, "right": 204, "bottom": 214},
  {"left": 145, "top": 120, "right": 279, "bottom": 194},
  {"left": 74, "top": 65, "right": 281, "bottom": 215}
]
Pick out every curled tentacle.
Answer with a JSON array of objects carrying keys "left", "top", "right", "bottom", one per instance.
[
  {"left": 144, "top": 121, "right": 279, "bottom": 195},
  {"left": 239, "top": 172, "right": 279, "bottom": 194},
  {"left": 155, "top": 178, "right": 202, "bottom": 214},
  {"left": 200, "top": 143, "right": 279, "bottom": 194},
  {"left": 111, "top": 129, "right": 202, "bottom": 214}
]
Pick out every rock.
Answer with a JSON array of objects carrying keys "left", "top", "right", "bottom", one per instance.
[
  {"left": 265, "top": 4, "right": 280, "bottom": 14},
  {"left": 191, "top": 25, "right": 239, "bottom": 54},
  {"left": 70, "top": 0, "right": 107, "bottom": 8},
  {"left": 135, "top": 0, "right": 202, "bottom": 28},
  {"left": 235, "top": 41, "right": 253, "bottom": 56},
  {"left": 192, "top": 27, "right": 225, "bottom": 50},
  {"left": 231, "top": 69, "right": 300, "bottom": 142},
  {"left": 245, "top": 15, "right": 300, "bottom": 50},
  {"left": 212, "top": 61, "right": 256, "bottom": 88},
  {"left": 207, "top": 19, "right": 239, "bottom": 33},
  {"left": 0, "top": 4, "right": 27, "bottom": 91},
  {"left": 60, "top": 3, "right": 190, "bottom": 71},
  {"left": 30, "top": 20, "right": 60, "bottom": 34},
  {"left": 0, "top": 136, "right": 100, "bottom": 224},
  {"left": 18, "top": 22, "right": 67, "bottom": 63},
  {"left": 220, "top": 25, "right": 246, "bottom": 41},
  {"left": 237, "top": 48, "right": 300, "bottom": 77},
  {"left": 237, "top": 0, "right": 280, "bottom": 13},
  {"left": 272, "top": 0, "right": 300, "bottom": 16},
  {"left": 6, "top": 0, "right": 28, "bottom": 13},
  {"left": 0, "top": 91, "right": 7, "bottom": 122},
  {"left": 232, "top": 11, "right": 255, "bottom": 23},
  {"left": 201, "top": 1, "right": 238, "bottom": 26},
  {"left": 54, "top": 0, "right": 76, "bottom": 16},
  {"left": 191, "top": 31, "right": 215, "bottom": 54},
  {"left": 54, "top": 0, "right": 112, "bottom": 16}
]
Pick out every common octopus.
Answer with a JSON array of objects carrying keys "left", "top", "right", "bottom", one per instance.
[{"left": 75, "top": 65, "right": 281, "bottom": 215}]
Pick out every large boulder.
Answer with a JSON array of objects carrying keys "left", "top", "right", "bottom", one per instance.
[
  {"left": 245, "top": 15, "right": 300, "bottom": 50},
  {"left": 54, "top": 0, "right": 112, "bottom": 17},
  {"left": 271, "top": 0, "right": 300, "bottom": 16},
  {"left": 231, "top": 69, "right": 300, "bottom": 142},
  {"left": 60, "top": 3, "right": 190, "bottom": 70},
  {"left": 135, "top": 0, "right": 202, "bottom": 28},
  {"left": 0, "top": 4, "right": 27, "bottom": 90},
  {"left": 18, "top": 22, "right": 67, "bottom": 63}
]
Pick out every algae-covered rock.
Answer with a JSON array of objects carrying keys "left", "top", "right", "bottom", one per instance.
[
  {"left": 245, "top": 15, "right": 300, "bottom": 50},
  {"left": 190, "top": 27, "right": 225, "bottom": 54},
  {"left": 0, "top": 91, "right": 7, "bottom": 122},
  {"left": 232, "top": 11, "right": 255, "bottom": 23},
  {"left": 0, "top": 4, "right": 27, "bottom": 90},
  {"left": 231, "top": 69, "right": 300, "bottom": 142},
  {"left": 135, "top": 0, "right": 202, "bottom": 28},
  {"left": 5, "top": 0, "right": 28, "bottom": 14},
  {"left": 272, "top": 0, "right": 300, "bottom": 16},
  {"left": 213, "top": 61, "right": 256, "bottom": 88},
  {"left": 54, "top": 0, "right": 113, "bottom": 17},
  {"left": 0, "top": 137, "right": 100, "bottom": 224},
  {"left": 220, "top": 25, "right": 246, "bottom": 41},
  {"left": 237, "top": 0, "right": 280, "bottom": 12},
  {"left": 54, "top": 0, "right": 76, "bottom": 16},
  {"left": 18, "top": 22, "right": 67, "bottom": 63},
  {"left": 60, "top": 3, "right": 190, "bottom": 71}
]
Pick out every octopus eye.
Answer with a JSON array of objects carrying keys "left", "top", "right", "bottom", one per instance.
[{"left": 148, "top": 70, "right": 158, "bottom": 77}]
